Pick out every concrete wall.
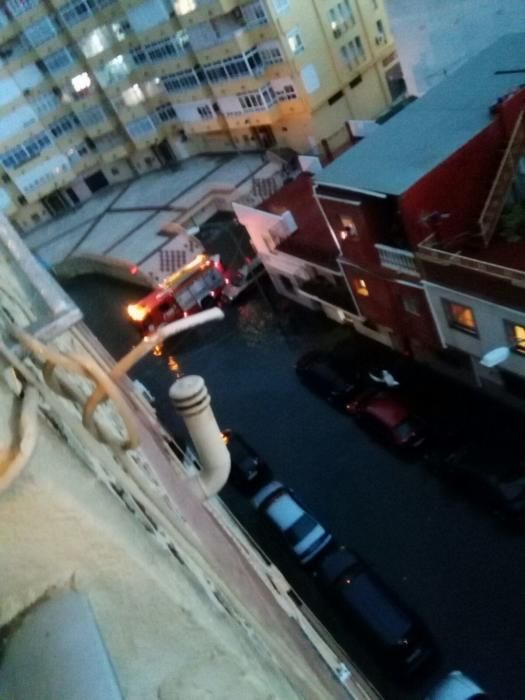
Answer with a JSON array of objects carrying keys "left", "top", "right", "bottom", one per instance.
[{"left": 385, "top": 0, "right": 525, "bottom": 95}]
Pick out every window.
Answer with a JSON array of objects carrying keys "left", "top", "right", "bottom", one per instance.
[
  {"left": 339, "top": 216, "right": 357, "bottom": 239},
  {"left": 506, "top": 322, "right": 525, "bottom": 355},
  {"left": 259, "top": 42, "right": 284, "bottom": 66},
  {"left": 24, "top": 17, "right": 58, "bottom": 47},
  {"left": 126, "top": 115, "right": 157, "bottom": 138},
  {"left": 71, "top": 71, "right": 92, "bottom": 94},
  {"left": 96, "top": 54, "right": 131, "bottom": 86},
  {"left": 79, "top": 26, "right": 113, "bottom": 58},
  {"left": 162, "top": 69, "right": 201, "bottom": 93},
  {"left": 30, "top": 91, "right": 60, "bottom": 116},
  {"left": 402, "top": 296, "right": 420, "bottom": 316},
  {"left": 49, "top": 112, "right": 80, "bottom": 138},
  {"left": 58, "top": 0, "right": 92, "bottom": 27},
  {"left": 353, "top": 278, "right": 369, "bottom": 297},
  {"left": 155, "top": 102, "right": 177, "bottom": 123},
  {"left": 354, "top": 35, "right": 365, "bottom": 60},
  {"left": 78, "top": 104, "right": 107, "bottom": 127},
  {"left": 6, "top": 0, "right": 39, "bottom": 18},
  {"left": 272, "top": 0, "right": 288, "bottom": 13},
  {"left": 197, "top": 104, "right": 213, "bottom": 119},
  {"left": 340, "top": 44, "right": 352, "bottom": 66},
  {"left": 121, "top": 83, "right": 144, "bottom": 106},
  {"left": 287, "top": 27, "right": 304, "bottom": 55},
  {"left": 444, "top": 301, "right": 477, "bottom": 335},
  {"left": 0, "top": 131, "right": 52, "bottom": 169},
  {"left": 43, "top": 47, "right": 75, "bottom": 74}
]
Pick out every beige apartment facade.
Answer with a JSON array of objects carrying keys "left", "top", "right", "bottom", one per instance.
[{"left": 0, "top": 0, "right": 400, "bottom": 231}]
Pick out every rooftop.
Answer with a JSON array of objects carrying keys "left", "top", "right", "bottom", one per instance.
[
  {"left": 317, "top": 33, "right": 525, "bottom": 196},
  {"left": 261, "top": 173, "right": 339, "bottom": 270}
]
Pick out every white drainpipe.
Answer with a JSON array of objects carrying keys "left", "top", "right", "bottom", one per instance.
[{"left": 169, "top": 375, "right": 231, "bottom": 499}]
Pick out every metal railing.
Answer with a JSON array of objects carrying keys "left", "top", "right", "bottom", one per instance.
[
  {"left": 417, "top": 233, "right": 525, "bottom": 285},
  {"left": 375, "top": 243, "right": 419, "bottom": 276}
]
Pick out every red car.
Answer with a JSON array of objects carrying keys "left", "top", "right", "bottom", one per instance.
[{"left": 346, "top": 390, "right": 425, "bottom": 448}]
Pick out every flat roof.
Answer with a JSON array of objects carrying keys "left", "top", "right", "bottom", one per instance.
[{"left": 316, "top": 33, "right": 525, "bottom": 197}]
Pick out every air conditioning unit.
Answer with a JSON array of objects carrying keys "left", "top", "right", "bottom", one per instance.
[{"left": 375, "top": 35, "right": 386, "bottom": 45}]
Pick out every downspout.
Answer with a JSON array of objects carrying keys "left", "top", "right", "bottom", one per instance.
[{"left": 169, "top": 375, "right": 231, "bottom": 500}]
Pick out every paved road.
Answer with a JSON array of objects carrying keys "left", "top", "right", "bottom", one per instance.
[{"left": 64, "top": 274, "right": 525, "bottom": 700}]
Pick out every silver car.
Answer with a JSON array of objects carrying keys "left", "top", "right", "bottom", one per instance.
[{"left": 426, "top": 671, "right": 489, "bottom": 700}]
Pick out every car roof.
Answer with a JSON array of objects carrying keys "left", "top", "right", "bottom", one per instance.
[
  {"left": 361, "top": 392, "right": 410, "bottom": 427},
  {"left": 318, "top": 548, "right": 361, "bottom": 585}
]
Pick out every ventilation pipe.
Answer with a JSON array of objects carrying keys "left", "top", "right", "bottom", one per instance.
[{"left": 169, "top": 375, "right": 230, "bottom": 499}]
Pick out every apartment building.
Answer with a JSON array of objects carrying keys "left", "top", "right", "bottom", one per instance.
[
  {"left": 0, "top": 0, "right": 399, "bottom": 232},
  {"left": 385, "top": 0, "right": 525, "bottom": 95}
]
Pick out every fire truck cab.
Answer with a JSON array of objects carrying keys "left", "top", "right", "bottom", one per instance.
[{"left": 127, "top": 254, "right": 224, "bottom": 334}]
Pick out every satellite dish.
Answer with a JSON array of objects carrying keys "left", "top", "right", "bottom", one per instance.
[{"left": 479, "top": 346, "right": 511, "bottom": 368}]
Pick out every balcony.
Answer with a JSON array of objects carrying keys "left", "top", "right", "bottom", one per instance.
[
  {"left": 417, "top": 232, "right": 525, "bottom": 311},
  {"left": 187, "top": 2, "right": 269, "bottom": 56},
  {"left": 375, "top": 243, "right": 419, "bottom": 276}
]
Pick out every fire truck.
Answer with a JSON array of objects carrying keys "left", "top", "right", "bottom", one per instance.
[{"left": 127, "top": 254, "right": 225, "bottom": 333}]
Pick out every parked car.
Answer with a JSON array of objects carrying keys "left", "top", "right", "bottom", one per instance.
[
  {"left": 426, "top": 670, "right": 489, "bottom": 699},
  {"left": 251, "top": 481, "right": 332, "bottom": 565},
  {"left": 222, "top": 429, "right": 272, "bottom": 497},
  {"left": 222, "top": 258, "right": 265, "bottom": 303},
  {"left": 345, "top": 389, "right": 425, "bottom": 448},
  {"left": 295, "top": 350, "right": 365, "bottom": 409},
  {"left": 317, "top": 547, "right": 435, "bottom": 677},
  {"left": 427, "top": 437, "right": 525, "bottom": 524}
]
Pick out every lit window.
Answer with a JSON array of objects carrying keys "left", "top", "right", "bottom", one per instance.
[
  {"left": 506, "top": 322, "right": 525, "bottom": 355},
  {"left": 354, "top": 278, "right": 369, "bottom": 297},
  {"left": 173, "top": 0, "right": 196, "bottom": 15},
  {"left": 340, "top": 215, "right": 357, "bottom": 239},
  {"left": 444, "top": 300, "right": 477, "bottom": 335},
  {"left": 121, "top": 83, "right": 145, "bottom": 106},
  {"left": 287, "top": 27, "right": 304, "bottom": 55},
  {"left": 71, "top": 72, "right": 91, "bottom": 93}
]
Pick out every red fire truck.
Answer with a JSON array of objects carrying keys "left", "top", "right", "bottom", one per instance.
[{"left": 127, "top": 254, "right": 225, "bottom": 333}]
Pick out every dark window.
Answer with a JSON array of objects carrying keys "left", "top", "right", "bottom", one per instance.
[
  {"left": 328, "top": 90, "right": 344, "bottom": 105},
  {"left": 18, "top": 195, "right": 27, "bottom": 204},
  {"left": 349, "top": 74, "right": 362, "bottom": 89}
]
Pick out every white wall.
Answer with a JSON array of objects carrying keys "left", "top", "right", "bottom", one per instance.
[
  {"left": 0, "top": 76, "right": 22, "bottom": 107},
  {"left": 13, "top": 154, "right": 71, "bottom": 194},
  {"left": 385, "top": 0, "right": 525, "bottom": 95},
  {"left": 424, "top": 281, "right": 525, "bottom": 379}
]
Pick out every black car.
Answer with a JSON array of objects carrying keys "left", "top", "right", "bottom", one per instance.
[
  {"left": 317, "top": 548, "right": 435, "bottom": 677},
  {"left": 222, "top": 429, "right": 272, "bottom": 497},
  {"left": 428, "top": 437, "right": 525, "bottom": 524},
  {"left": 295, "top": 350, "right": 364, "bottom": 409}
]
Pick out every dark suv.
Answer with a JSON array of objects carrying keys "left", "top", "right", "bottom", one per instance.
[{"left": 317, "top": 548, "right": 435, "bottom": 677}]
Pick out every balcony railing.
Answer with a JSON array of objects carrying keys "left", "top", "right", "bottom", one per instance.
[
  {"left": 417, "top": 233, "right": 525, "bottom": 285},
  {"left": 375, "top": 243, "right": 419, "bottom": 276}
]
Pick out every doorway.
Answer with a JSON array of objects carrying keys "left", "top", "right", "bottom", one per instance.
[
  {"left": 250, "top": 126, "right": 276, "bottom": 149},
  {"left": 84, "top": 170, "right": 109, "bottom": 194},
  {"left": 42, "top": 190, "right": 71, "bottom": 216},
  {"left": 152, "top": 139, "right": 177, "bottom": 166}
]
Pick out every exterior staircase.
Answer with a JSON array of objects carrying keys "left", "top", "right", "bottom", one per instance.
[{"left": 478, "top": 109, "right": 525, "bottom": 245}]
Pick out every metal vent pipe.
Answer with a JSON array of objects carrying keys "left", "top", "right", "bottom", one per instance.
[{"left": 169, "top": 375, "right": 230, "bottom": 499}]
